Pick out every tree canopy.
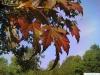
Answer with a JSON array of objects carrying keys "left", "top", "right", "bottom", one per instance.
[
  {"left": 0, "top": 0, "right": 83, "bottom": 70},
  {"left": 83, "top": 44, "right": 100, "bottom": 72}
]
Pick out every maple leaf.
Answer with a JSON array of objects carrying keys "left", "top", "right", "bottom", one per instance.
[
  {"left": 53, "top": 27, "right": 70, "bottom": 54},
  {"left": 43, "top": 9, "right": 58, "bottom": 23},
  {"left": 17, "top": 17, "right": 42, "bottom": 54},
  {"left": 70, "top": 23, "right": 80, "bottom": 42},
  {"left": 17, "top": 17, "right": 29, "bottom": 38},
  {"left": 41, "top": 26, "right": 53, "bottom": 52},
  {"left": 67, "top": 2, "right": 83, "bottom": 15},
  {"left": 17, "top": 17, "right": 42, "bottom": 39},
  {"left": 31, "top": 9, "right": 49, "bottom": 24},
  {"left": 65, "top": 19, "right": 80, "bottom": 42},
  {"left": 41, "top": 25, "right": 70, "bottom": 54},
  {"left": 56, "top": 0, "right": 83, "bottom": 16},
  {"left": 41, "top": 25, "right": 70, "bottom": 70}
]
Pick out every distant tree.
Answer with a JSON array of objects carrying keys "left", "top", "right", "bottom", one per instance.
[
  {"left": 8, "top": 44, "right": 100, "bottom": 74},
  {"left": 60, "top": 55, "right": 84, "bottom": 75},
  {"left": 0, "top": 57, "right": 8, "bottom": 75},
  {"left": 6, "top": 56, "right": 21, "bottom": 75},
  {"left": 83, "top": 44, "right": 100, "bottom": 72}
]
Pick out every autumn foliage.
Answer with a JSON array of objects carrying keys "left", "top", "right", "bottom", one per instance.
[{"left": 0, "top": 0, "right": 83, "bottom": 70}]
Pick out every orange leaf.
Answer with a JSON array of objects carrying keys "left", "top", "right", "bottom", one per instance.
[
  {"left": 53, "top": 28, "right": 70, "bottom": 54},
  {"left": 17, "top": 17, "right": 29, "bottom": 38},
  {"left": 70, "top": 24, "right": 80, "bottom": 42},
  {"left": 41, "top": 28, "right": 53, "bottom": 52},
  {"left": 68, "top": 2, "right": 83, "bottom": 15},
  {"left": 41, "top": 25, "right": 70, "bottom": 54},
  {"left": 56, "top": 0, "right": 83, "bottom": 15},
  {"left": 44, "top": 0, "right": 56, "bottom": 9},
  {"left": 17, "top": 17, "right": 42, "bottom": 39},
  {"left": 55, "top": 39, "right": 62, "bottom": 54}
]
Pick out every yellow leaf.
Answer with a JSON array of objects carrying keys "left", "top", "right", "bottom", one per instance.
[{"left": 44, "top": 0, "right": 56, "bottom": 9}]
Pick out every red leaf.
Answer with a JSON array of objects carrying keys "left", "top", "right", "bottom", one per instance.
[
  {"left": 17, "top": 17, "right": 42, "bottom": 39},
  {"left": 70, "top": 24, "right": 80, "bottom": 42},
  {"left": 41, "top": 25, "right": 70, "bottom": 54},
  {"left": 56, "top": 0, "right": 83, "bottom": 15},
  {"left": 17, "top": 17, "right": 29, "bottom": 38},
  {"left": 41, "top": 29, "right": 53, "bottom": 52}
]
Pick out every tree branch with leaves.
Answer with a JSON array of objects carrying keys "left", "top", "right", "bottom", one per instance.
[{"left": 0, "top": 0, "right": 83, "bottom": 70}]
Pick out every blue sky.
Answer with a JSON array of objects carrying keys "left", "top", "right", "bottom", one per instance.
[
  {"left": 1, "top": 0, "right": 100, "bottom": 69},
  {"left": 40, "top": 0, "right": 100, "bottom": 68}
]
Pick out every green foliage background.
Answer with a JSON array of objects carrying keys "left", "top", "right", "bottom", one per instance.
[{"left": 0, "top": 44, "right": 100, "bottom": 75}]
